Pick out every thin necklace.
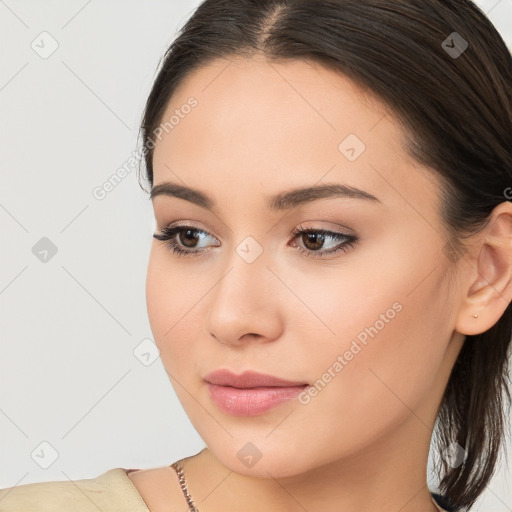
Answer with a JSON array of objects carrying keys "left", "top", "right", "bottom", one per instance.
[
  {"left": 170, "top": 458, "right": 443, "bottom": 512},
  {"left": 170, "top": 459, "right": 200, "bottom": 512}
]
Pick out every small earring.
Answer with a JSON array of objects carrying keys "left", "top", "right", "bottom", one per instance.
[{"left": 473, "top": 314, "right": 479, "bottom": 318}]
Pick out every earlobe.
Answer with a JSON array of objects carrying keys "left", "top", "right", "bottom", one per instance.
[{"left": 455, "top": 201, "right": 512, "bottom": 336}]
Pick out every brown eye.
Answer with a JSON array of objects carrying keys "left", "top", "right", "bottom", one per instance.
[
  {"left": 153, "top": 225, "right": 218, "bottom": 257},
  {"left": 179, "top": 229, "right": 202, "bottom": 248},
  {"left": 301, "top": 232, "right": 326, "bottom": 251},
  {"left": 290, "top": 225, "right": 358, "bottom": 258}
]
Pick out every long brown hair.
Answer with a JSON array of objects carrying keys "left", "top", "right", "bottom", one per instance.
[{"left": 138, "top": 1, "right": 512, "bottom": 510}]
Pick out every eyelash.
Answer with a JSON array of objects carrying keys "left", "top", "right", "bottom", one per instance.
[{"left": 153, "top": 223, "right": 358, "bottom": 259}]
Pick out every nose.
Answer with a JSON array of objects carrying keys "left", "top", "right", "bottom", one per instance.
[{"left": 205, "top": 254, "right": 284, "bottom": 347}]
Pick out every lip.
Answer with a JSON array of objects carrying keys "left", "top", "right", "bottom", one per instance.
[
  {"left": 204, "top": 369, "right": 308, "bottom": 388},
  {"left": 206, "top": 383, "right": 308, "bottom": 416},
  {"left": 204, "top": 369, "right": 309, "bottom": 416}
]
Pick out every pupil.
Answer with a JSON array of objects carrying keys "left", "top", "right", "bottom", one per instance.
[
  {"left": 304, "top": 233, "right": 324, "bottom": 250},
  {"left": 181, "top": 229, "right": 199, "bottom": 248}
]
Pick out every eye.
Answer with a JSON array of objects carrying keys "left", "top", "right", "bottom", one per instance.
[
  {"left": 153, "top": 224, "right": 218, "bottom": 257},
  {"left": 289, "top": 224, "right": 358, "bottom": 258},
  {"left": 153, "top": 223, "right": 358, "bottom": 258}
]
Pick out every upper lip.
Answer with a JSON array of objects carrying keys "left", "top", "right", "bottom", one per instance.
[{"left": 204, "top": 369, "right": 308, "bottom": 388}]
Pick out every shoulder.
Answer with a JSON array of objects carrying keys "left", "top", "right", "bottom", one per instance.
[
  {"left": 0, "top": 468, "right": 150, "bottom": 512},
  {"left": 125, "top": 466, "right": 189, "bottom": 512}
]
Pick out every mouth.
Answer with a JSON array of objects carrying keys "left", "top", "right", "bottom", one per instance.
[{"left": 203, "top": 369, "right": 309, "bottom": 417}]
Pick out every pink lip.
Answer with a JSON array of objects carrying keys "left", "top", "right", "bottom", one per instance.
[
  {"left": 204, "top": 369, "right": 309, "bottom": 416},
  {"left": 204, "top": 369, "right": 308, "bottom": 388}
]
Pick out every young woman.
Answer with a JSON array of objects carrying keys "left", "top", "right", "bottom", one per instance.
[{"left": 1, "top": 0, "right": 511, "bottom": 511}]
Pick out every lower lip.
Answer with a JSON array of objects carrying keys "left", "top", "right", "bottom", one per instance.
[{"left": 206, "top": 382, "right": 308, "bottom": 416}]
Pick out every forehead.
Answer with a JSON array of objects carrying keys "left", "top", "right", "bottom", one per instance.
[
  {"left": 151, "top": 55, "right": 438, "bottom": 215},
  {"left": 153, "top": 54, "right": 395, "bottom": 158}
]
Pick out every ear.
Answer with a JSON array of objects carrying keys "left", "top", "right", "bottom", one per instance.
[{"left": 455, "top": 201, "right": 512, "bottom": 336}]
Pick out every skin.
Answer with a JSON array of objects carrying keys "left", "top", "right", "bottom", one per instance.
[{"left": 130, "top": 54, "right": 512, "bottom": 512}]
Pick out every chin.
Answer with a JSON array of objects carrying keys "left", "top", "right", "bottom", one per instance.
[{"left": 205, "top": 437, "right": 323, "bottom": 480}]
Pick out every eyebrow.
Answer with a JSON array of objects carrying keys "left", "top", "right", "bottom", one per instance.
[{"left": 150, "top": 181, "right": 381, "bottom": 211}]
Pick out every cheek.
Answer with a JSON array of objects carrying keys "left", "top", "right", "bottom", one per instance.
[
  {"left": 296, "top": 262, "right": 448, "bottom": 453},
  {"left": 145, "top": 247, "right": 210, "bottom": 374},
  {"left": 145, "top": 248, "right": 185, "bottom": 358},
  {"left": 145, "top": 249, "right": 169, "bottom": 340}
]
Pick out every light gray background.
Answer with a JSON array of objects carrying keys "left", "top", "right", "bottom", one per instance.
[{"left": 1, "top": 1, "right": 511, "bottom": 510}]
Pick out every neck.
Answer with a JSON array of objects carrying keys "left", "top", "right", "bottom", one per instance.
[{"left": 182, "top": 411, "right": 441, "bottom": 512}]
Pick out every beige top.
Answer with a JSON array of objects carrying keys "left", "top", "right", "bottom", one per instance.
[
  {"left": 0, "top": 466, "right": 450, "bottom": 512},
  {"left": 0, "top": 468, "right": 150, "bottom": 512}
]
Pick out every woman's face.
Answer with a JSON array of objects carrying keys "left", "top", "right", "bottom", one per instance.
[{"left": 146, "top": 55, "right": 465, "bottom": 477}]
